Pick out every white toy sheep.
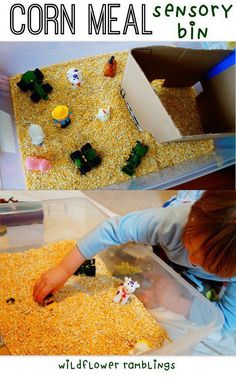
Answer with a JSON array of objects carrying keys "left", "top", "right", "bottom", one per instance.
[
  {"left": 66, "top": 68, "right": 83, "bottom": 87},
  {"left": 29, "top": 124, "right": 44, "bottom": 146},
  {"left": 113, "top": 277, "right": 140, "bottom": 305}
]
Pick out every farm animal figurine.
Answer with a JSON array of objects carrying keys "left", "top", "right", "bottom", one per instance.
[
  {"left": 104, "top": 56, "right": 117, "bottom": 77},
  {"left": 29, "top": 123, "right": 44, "bottom": 146},
  {"left": 96, "top": 107, "right": 110, "bottom": 122},
  {"left": 129, "top": 339, "right": 151, "bottom": 355},
  {"left": 52, "top": 105, "right": 72, "bottom": 128},
  {"left": 66, "top": 68, "right": 83, "bottom": 87},
  {"left": 25, "top": 156, "right": 52, "bottom": 173},
  {"left": 113, "top": 277, "right": 140, "bottom": 305}
]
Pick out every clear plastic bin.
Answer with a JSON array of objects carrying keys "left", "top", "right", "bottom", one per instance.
[
  {"left": 0, "top": 197, "right": 224, "bottom": 354},
  {"left": 0, "top": 197, "right": 109, "bottom": 251},
  {"left": 0, "top": 41, "right": 234, "bottom": 189},
  {"left": 105, "top": 136, "right": 235, "bottom": 189}
]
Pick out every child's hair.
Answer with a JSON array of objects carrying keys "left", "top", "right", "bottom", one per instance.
[{"left": 182, "top": 190, "right": 236, "bottom": 277}]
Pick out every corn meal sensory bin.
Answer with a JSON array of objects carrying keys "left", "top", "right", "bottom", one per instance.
[
  {"left": 0, "top": 240, "right": 169, "bottom": 355},
  {"left": 10, "top": 52, "right": 214, "bottom": 189}
]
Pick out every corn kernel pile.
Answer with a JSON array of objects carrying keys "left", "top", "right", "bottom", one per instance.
[
  {"left": 0, "top": 240, "right": 169, "bottom": 355},
  {"left": 151, "top": 80, "right": 204, "bottom": 136},
  {"left": 10, "top": 52, "right": 214, "bottom": 189}
]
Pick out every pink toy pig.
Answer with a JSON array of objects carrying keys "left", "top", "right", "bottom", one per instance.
[{"left": 25, "top": 157, "right": 51, "bottom": 173}]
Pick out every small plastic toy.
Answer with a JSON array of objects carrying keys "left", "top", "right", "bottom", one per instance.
[
  {"left": 96, "top": 107, "right": 110, "bottom": 122},
  {"left": 104, "top": 56, "right": 117, "bottom": 77},
  {"left": 17, "top": 69, "right": 52, "bottom": 103},
  {"left": 66, "top": 68, "right": 83, "bottom": 87},
  {"left": 42, "top": 293, "right": 57, "bottom": 310},
  {"left": 182, "top": 271, "right": 222, "bottom": 302},
  {"left": 0, "top": 197, "right": 18, "bottom": 203},
  {"left": 73, "top": 259, "right": 96, "bottom": 277},
  {"left": 81, "top": 143, "right": 101, "bottom": 168},
  {"left": 0, "top": 226, "right": 7, "bottom": 236},
  {"left": 6, "top": 298, "right": 15, "bottom": 304},
  {"left": 113, "top": 277, "right": 140, "bottom": 305},
  {"left": 52, "top": 105, "right": 72, "bottom": 128},
  {"left": 29, "top": 124, "right": 44, "bottom": 146},
  {"left": 130, "top": 339, "right": 151, "bottom": 355},
  {"left": 70, "top": 143, "right": 101, "bottom": 174},
  {"left": 121, "top": 141, "right": 149, "bottom": 177},
  {"left": 70, "top": 150, "right": 91, "bottom": 175},
  {"left": 25, "top": 156, "right": 52, "bottom": 173}
]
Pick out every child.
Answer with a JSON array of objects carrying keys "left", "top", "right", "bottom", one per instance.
[{"left": 33, "top": 190, "right": 236, "bottom": 331}]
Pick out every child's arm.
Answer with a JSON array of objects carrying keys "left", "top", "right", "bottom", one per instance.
[
  {"left": 188, "top": 282, "right": 236, "bottom": 331},
  {"left": 77, "top": 207, "right": 183, "bottom": 259},
  {"left": 34, "top": 206, "right": 187, "bottom": 303},
  {"left": 33, "top": 208, "right": 163, "bottom": 302},
  {"left": 33, "top": 246, "right": 85, "bottom": 303},
  {"left": 213, "top": 282, "right": 236, "bottom": 331}
]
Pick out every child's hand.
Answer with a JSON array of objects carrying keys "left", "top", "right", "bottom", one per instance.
[
  {"left": 137, "top": 273, "right": 191, "bottom": 316},
  {"left": 33, "top": 265, "right": 69, "bottom": 303},
  {"left": 153, "top": 277, "right": 191, "bottom": 316},
  {"left": 152, "top": 276, "right": 183, "bottom": 311},
  {"left": 137, "top": 275, "right": 181, "bottom": 310}
]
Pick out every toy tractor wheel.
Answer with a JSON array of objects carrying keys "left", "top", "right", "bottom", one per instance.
[
  {"left": 81, "top": 143, "right": 101, "bottom": 168},
  {"left": 121, "top": 165, "right": 134, "bottom": 177},
  {"left": 86, "top": 265, "right": 96, "bottom": 276},
  {"left": 79, "top": 164, "right": 92, "bottom": 175},
  {"left": 34, "top": 68, "right": 44, "bottom": 81},
  {"left": 90, "top": 156, "right": 101, "bottom": 167},
  {"left": 70, "top": 150, "right": 91, "bottom": 175},
  {"left": 30, "top": 91, "right": 41, "bottom": 103},
  {"left": 42, "top": 83, "right": 53, "bottom": 94},
  {"left": 17, "top": 80, "right": 28, "bottom": 92}
]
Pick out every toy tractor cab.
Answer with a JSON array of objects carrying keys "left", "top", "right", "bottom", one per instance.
[
  {"left": 81, "top": 143, "right": 101, "bottom": 168},
  {"left": 17, "top": 69, "right": 53, "bottom": 103},
  {"left": 122, "top": 141, "right": 149, "bottom": 176},
  {"left": 70, "top": 150, "right": 91, "bottom": 175},
  {"left": 70, "top": 143, "right": 101, "bottom": 175},
  {"left": 73, "top": 259, "right": 96, "bottom": 277}
]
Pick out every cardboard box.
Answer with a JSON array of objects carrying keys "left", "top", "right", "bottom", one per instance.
[{"left": 121, "top": 46, "right": 235, "bottom": 143}]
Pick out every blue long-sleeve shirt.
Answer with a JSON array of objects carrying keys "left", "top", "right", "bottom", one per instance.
[{"left": 77, "top": 205, "right": 236, "bottom": 331}]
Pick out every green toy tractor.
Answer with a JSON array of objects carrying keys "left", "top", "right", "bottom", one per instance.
[
  {"left": 70, "top": 143, "right": 101, "bottom": 175},
  {"left": 73, "top": 259, "right": 96, "bottom": 277},
  {"left": 70, "top": 150, "right": 92, "bottom": 175},
  {"left": 122, "top": 141, "right": 149, "bottom": 176},
  {"left": 17, "top": 68, "right": 53, "bottom": 103},
  {"left": 81, "top": 143, "right": 101, "bottom": 168}
]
